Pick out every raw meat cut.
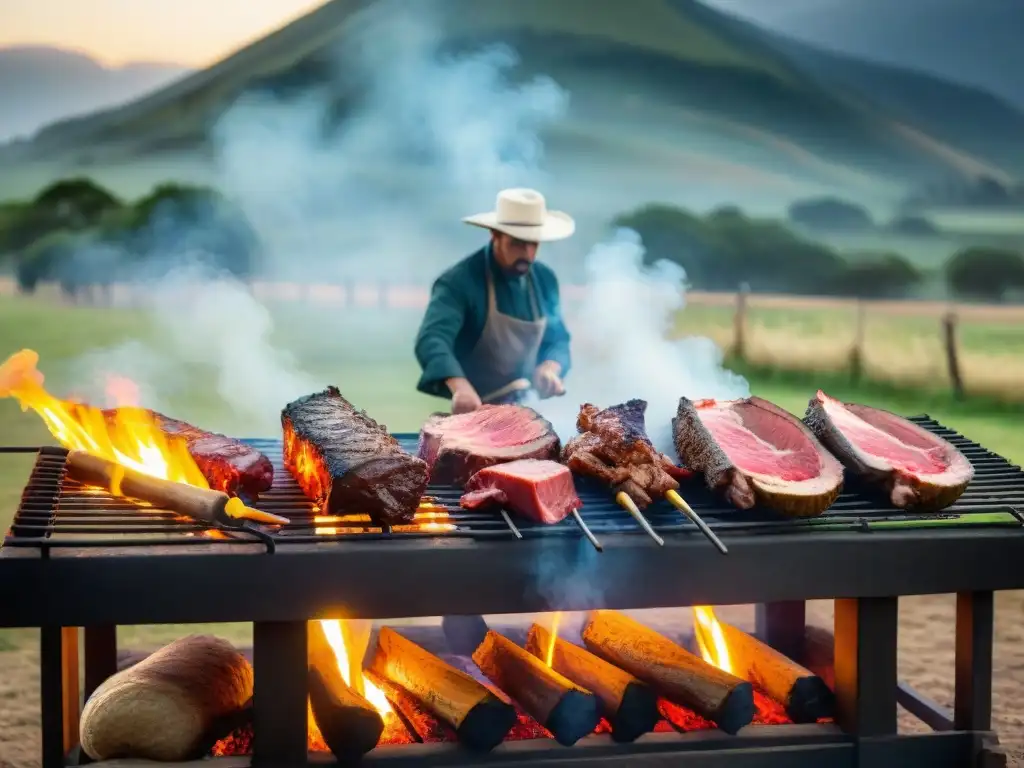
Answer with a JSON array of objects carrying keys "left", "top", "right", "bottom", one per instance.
[
  {"left": 104, "top": 410, "right": 274, "bottom": 498},
  {"left": 673, "top": 396, "right": 843, "bottom": 517},
  {"left": 563, "top": 400, "right": 691, "bottom": 509},
  {"left": 804, "top": 390, "right": 973, "bottom": 511},
  {"left": 460, "top": 459, "right": 583, "bottom": 524},
  {"left": 281, "top": 387, "right": 429, "bottom": 525},
  {"left": 418, "top": 405, "right": 560, "bottom": 486}
]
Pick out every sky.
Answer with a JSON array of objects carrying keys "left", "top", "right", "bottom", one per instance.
[{"left": 0, "top": 0, "right": 329, "bottom": 66}]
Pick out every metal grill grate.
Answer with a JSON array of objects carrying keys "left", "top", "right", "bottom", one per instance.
[{"left": 3, "top": 416, "right": 1023, "bottom": 553}]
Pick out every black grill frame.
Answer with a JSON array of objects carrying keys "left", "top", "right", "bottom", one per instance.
[{"left": 1, "top": 415, "right": 1021, "bottom": 768}]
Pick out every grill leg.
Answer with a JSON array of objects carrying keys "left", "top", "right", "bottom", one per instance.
[
  {"left": 954, "top": 590, "right": 993, "bottom": 731},
  {"left": 834, "top": 597, "right": 898, "bottom": 738},
  {"left": 40, "top": 626, "right": 80, "bottom": 768},
  {"left": 252, "top": 621, "right": 308, "bottom": 767},
  {"left": 755, "top": 601, "right": 806, "bottom": 663}
]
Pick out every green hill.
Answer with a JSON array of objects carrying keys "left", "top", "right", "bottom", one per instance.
[{"left": 3, "top": 0, "right": 1022, "bottom": 207}]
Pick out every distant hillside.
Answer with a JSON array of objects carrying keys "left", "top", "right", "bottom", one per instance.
[
  {"left": 3, "top": 0, "right": 1023, "bottom": 206},
  {"left": 0, "top": 46, "right": 192, "bottom": 143},
  {"left": 706, "top": 0, "right": 1024, "bottom": 109}
]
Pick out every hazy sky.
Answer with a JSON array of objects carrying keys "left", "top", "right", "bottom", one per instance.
[{"left": 0, "top": 0, "right": 328, "bottom": 66}]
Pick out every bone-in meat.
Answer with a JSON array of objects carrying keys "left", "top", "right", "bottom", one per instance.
[
  {"left": 103, "top": 410, "right": 274, "bottom": 498},
  {"left": 562, "top": 400, "right": 690, "bottom": 508},
  {"left": 282, "top": 387, "right": 429, "bottom": 525}
]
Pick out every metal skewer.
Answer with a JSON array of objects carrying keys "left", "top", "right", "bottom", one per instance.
[
  {"left": 499, "top": 508, "right": 523, "bottom": 539},
  {"left": 615, "top": 491, "right": 665, "bottom": 546},
  {"left": 571, "top": 509, "right": 603, "bottom": 552},
  {"left": 664, "top": 489, "right": 728, "bottom": 554}
]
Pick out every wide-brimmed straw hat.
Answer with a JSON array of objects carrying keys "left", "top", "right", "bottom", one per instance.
[{"left": 463, "top": 188, "right": 575, "bottom": 243}]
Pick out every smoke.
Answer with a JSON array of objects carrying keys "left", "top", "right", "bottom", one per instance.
[
  {"left": 529, "top": 228, "right": 750, "bottom": 456},
  {"left": 66, "top": 0, "right": 569, "bottom": 425}
]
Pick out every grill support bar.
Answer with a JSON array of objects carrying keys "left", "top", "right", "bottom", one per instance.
[
  {"left": 955, "top": 591, "right": 994, "bottom": 731},
  {"left": 83, "top": 625, "right": 118, "bottom": 702},
  {"left": 40, "top": 626, "right": 80, "bottom": 768},
  {"left": 252, "top": 621, "right": 309, "bottom": 767}
]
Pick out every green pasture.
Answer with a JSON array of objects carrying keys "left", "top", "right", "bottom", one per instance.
[{"left": 0, "top": 295, "right": 1021, "bottom": 651}]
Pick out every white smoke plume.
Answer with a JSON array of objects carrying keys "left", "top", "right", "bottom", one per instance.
[{"left": 529, "top": 228, "right": 749, "bottom": 456}]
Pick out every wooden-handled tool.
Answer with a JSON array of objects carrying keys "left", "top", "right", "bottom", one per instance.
[
  {"left": 65, "top": 450, "right": 289, "bottom": 527},
  {"left": 480, "top": 378, "right": 567, "bottom": 405}
]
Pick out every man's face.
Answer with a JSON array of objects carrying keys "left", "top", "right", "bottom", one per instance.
[{"left": 491, "top": 232, "right": 539, "bottom": 276}]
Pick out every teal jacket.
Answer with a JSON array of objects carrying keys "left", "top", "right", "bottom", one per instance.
[{"left": 414, "top": 246, "right": 572, "bottom": 398}]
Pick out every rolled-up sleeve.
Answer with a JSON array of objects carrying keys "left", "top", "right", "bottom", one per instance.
[
  {"left": 538, "top": 273, "right": 572, "bottom": 377},
  {"left": 415, "top": 278, "right": 468, "bottom": 397}
]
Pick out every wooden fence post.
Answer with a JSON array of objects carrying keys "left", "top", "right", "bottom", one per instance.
[
  {"left": 849, "top": 299, "right": 866, "bottom": 382},
  {"left": 733, "top": 283, "right": 749, "bottom": 362},
  {"left": 942, "top": 311, "right": 965, "bottom": 399}
]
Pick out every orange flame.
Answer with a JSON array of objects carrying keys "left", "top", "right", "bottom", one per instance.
[
  {"left": 692, "top": 606, "right": 734, "bottom": 674},
  {"left": 314, "top": 503, "right": 456, "bottom": 535},
  {"left": 545, "top": 612, "right": 562, "bottom": 667},
  {"left": 0, "top": 349, "right": 208, "bottom": 489},
  {"left": 319, "top": 619, "right": 392, "bottom": 714}
]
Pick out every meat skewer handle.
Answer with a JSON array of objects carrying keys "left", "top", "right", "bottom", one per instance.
[
  {"left": 665, "top": 490, "right": 727, "bottom": 555},
  {"left": 571, "top": 510, "right": 603, "bottom": 552},
  {"left": 614, "top": 492, "right": 664, "bottom": 546}
]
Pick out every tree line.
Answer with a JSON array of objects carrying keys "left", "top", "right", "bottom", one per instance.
[
  {"left": 0, "top": 178, "right": 259, "bottom": 299},
  {"left": 616, "top": 201, "right": 1024, "bottom": 302}
]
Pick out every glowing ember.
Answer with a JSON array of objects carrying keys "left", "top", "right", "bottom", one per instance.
[
  {"left": 314, "top": 504, "right": 456, "bottom": 535},
  {"left": 692, "top": 606, "right": 733, "bottom": 674},
  {"left": 0, "top": 349, "right": 208, "bottom": 489}
]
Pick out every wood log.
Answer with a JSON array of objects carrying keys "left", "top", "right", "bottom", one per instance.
[
  {"left": 582, "top": 610, "right": 754, "bottom": 735},
  {"left": 79, "top": 635, "right": 253, "bottom": 762},
  {"left": 367, "top": 626, "right": 516, "bottom": 751},
  {"left": 308, "top": 620, "right": 385, "bottom": 762},
  {"left": 526, "top": 623, "right": 659, "bottom": 743},
  {"left": 711, "top": 619, "right": 835, "bottom": 723},
  {"left": 472, "top": 629, "right": 600, "bottom": 747}
]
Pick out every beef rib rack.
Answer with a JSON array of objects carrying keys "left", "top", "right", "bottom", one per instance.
[
  {"left": 804, "top": 389, "right": 974, "bottom": 511},
  {"left": 673, "top": 396, "right": 844, "bottom": 517},
  {"left": 417, "top": 405, "right": 560, "bottom": 486}
]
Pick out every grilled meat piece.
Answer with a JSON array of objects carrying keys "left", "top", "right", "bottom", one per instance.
[
  {"left": 281, "top": 386, "right": 429, "bottom": 524},
  {"left": 102, "top": 410, "right": 274, "bottom": 498},
  {"left": 418, "top": 405, "right": 560, "bottom": 486},
  {"left": 460, "top": 459, "right": 582, "bottom": 524},
  {"left": 562, "top": 400, "right": 689, "bottom": 508}
]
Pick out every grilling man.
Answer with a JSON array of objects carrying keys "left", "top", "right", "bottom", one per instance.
[{"left": 414, "top": 188, "right": 575, "bottom": 413}]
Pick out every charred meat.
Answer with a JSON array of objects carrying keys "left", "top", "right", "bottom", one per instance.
[
  {"left": 804, "top": 390, "right": 973, "bottom": 511},
  {"left": 562, "top": 400, "right": 690, "bottom": 508},
  {"left": 673, "top": 396, "right": 843, "bottom": 518},
  {"left": 281, "top": 387, "right": 429, "bottom": 525},
  {"left": 104, "top": 410, "right": 274, "bottom": 498},
  {"left": 418, "top": 405, "right": 560, "bottom": 486}
]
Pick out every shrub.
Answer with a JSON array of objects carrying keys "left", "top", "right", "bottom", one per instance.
[
  {"left": 945, "top": 246, "right": 1024, "bottom": 301},
  {"left": 836, "top": 253, "right": 923, "bottom": 298},
  {"left": 787, "top": 196, "right": 873, "bottom": 232}
]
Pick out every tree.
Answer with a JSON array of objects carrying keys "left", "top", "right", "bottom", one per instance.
[
  {"left": 837, "top": 253, "right": 923, "bottom": 299},
  {"left": 945, "top": 246, "right": 1024, "bottom": 302},
  {"left": 32, "top": 178, "right": 123, "bottom": 228},
  {"left": 787, "top": 197, "right": 873, "bottom": 232}
]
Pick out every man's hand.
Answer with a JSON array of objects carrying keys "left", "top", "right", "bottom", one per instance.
[
  {"left": 447, "top": 377, "right": 482, "bottom": 414},
  {"left": 532, "top": 361, "right": 565, "bottom": 398}
]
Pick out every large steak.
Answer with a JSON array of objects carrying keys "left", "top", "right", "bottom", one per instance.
[
  {"left": 282, "top": 387, "right": 429, "bottom": 524},
  {"left": 417, "top": 405, "right": 560, "bottom": 486},
  {"left": 460, "top": 459, "right": 583, "bottom": 524},
  {"left": 804, "top": 390, "right": 973, "bottom": 512},
  {"left": 673, "top": 396, "right": 843, "bottom": 517}
]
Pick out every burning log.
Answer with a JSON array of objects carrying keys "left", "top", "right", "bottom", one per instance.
[
  {"left": 581, "top": 611, "right": 754, "bottom": 735},
  {"left": 526, "top": 623, "right": 659, "bottom": 743},
  {"left": 698, "top": 615, "right": 835, "bottom": 723},
  {"left": 64, "top": 449, "right": 288, "bottom": 526},
  {"left": 367, "top": 627, "right": 517, "bottom": 751},
  {"left": 471, "top": 630, "right": 601, "bottom": 747},
  {"left": 79, "top": 635, "right": 253, "bottom": 762},
  {"left": 308, "top": 620, "right": 385, "bottom": 761}
]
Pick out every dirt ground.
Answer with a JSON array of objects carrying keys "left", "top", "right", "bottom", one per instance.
[{"left": 0, "top": 594, "right": 1021, "bottom": 767}]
